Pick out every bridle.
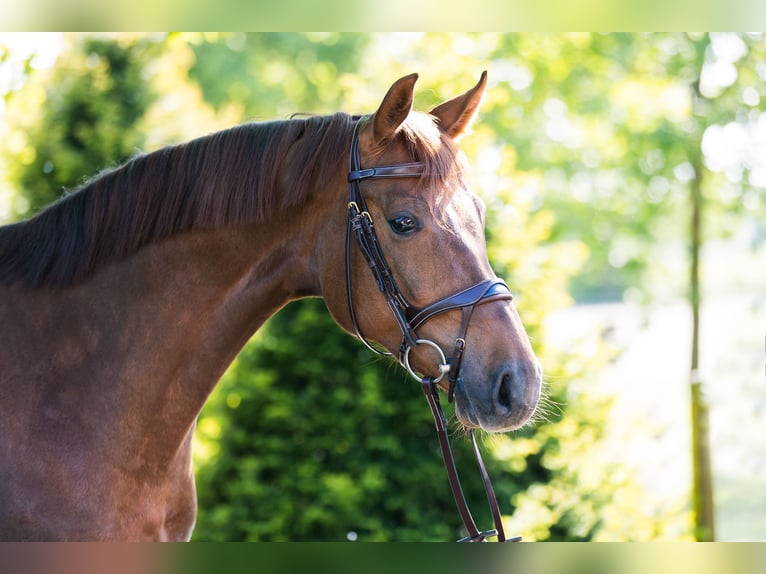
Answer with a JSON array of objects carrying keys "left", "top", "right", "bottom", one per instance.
[{"left": 345, "top": 117, "right": 521, "bottom": 542}]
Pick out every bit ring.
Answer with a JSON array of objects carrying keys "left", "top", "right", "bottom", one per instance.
[{"left": 402, "top": 339, "right": 449, "bottom": 383}]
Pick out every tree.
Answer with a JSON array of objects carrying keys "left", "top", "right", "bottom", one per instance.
[
  {"left": 2, "top": 36, "right": 158, "bottom": 216},
  {"left": 476, "top": 33, "right": 766, "bottom": 540}
]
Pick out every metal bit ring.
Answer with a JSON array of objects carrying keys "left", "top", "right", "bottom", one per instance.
[{"left": 402, "top": 339, "right": 449, "bottom": 383}]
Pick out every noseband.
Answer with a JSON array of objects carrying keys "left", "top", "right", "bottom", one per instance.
[{"left": 344, "top": 118, "right": 520, "bottom": 542}]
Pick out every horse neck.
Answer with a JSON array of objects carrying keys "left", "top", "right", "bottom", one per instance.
[
  {"left": 5, "top": 207, "right": 326, "bottom": 471},
  {"left": 126, "top": 220, "right": 328, "bottom": 454}
]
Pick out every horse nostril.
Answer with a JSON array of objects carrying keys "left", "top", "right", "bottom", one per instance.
[{"left": 497, "top": 371, "right": 512, "bottom": 412}]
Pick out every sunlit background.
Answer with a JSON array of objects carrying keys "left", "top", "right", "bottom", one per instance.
[{"left": 1, "top": 32, "right": 764, "bottom": 541}]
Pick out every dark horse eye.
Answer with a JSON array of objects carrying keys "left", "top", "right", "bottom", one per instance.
[{"left": 388, "top": 214, "right": 419, "bottom": 235}]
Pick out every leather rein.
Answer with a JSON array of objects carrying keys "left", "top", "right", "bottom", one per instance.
[{"left": 344, "top": 118, "right": 521, "bottom": 542}]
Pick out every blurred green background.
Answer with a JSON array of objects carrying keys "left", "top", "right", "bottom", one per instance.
[{"left": 1, "top": 32, "right": 764, "bottom": 541}]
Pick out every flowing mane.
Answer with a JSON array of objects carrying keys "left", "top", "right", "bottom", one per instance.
[{"left": 0, "top": 111, "right": 461, "bottom": 289}]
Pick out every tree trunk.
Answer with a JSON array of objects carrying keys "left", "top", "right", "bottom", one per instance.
[{"left": 689, "top": 144, "right": 715, "bottom": 541}]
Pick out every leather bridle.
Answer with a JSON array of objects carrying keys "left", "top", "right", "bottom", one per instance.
[{"left": 344, "top": 117, "right": 521, "bottom": 542}]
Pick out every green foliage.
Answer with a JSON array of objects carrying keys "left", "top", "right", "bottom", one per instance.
[
  {"left": 476, "top": 33, "right": 766, "bottom": 302},
  {"left": 3, "top": 36, "right": 157, "bottom": 215},
  {"left": 192, "top": 296, "right": 670, "bottom": 541},
  {"left": 187, "top": 33, "right": 371, "bottom": 117},
  {"left": 193, "top": 299, "right": 501, "bottom": 541}
]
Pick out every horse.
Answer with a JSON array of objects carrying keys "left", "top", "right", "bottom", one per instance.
[{"left": 0, "top": 72, "right": 542, "bottom": 541}]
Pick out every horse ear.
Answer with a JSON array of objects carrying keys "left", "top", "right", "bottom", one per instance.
[
  {"left": 372, "top": 73, "right": 418, "bottom": 146},
  {"left": 429, "top": 71, "right": 488, "bottom": 140}
]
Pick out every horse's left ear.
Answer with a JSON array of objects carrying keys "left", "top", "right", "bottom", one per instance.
[{"left": 429, "top": 71, "right": 488, "bottom": 140}]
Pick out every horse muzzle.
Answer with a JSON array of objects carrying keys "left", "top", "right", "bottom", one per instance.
[{"left": 453, "top": 358, "right": 543, "bottom": 433}]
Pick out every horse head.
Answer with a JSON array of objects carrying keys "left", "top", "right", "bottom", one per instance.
[{"left": 318, "top": 73, "right": 542, "bottom": 433}]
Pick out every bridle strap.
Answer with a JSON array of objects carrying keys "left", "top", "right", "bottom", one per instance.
[
  {"left": 471, "top": 427, "right": 517, "bottom": 542},
  {"left": 349, "top": 163, "right": 426, "bottom": 181},
  {"left": 344, "top": 117, "right": 521, "bottom": 542},
  {"left": 421, "top": 377, "right": 521, "bottom": 542},
  {"left": 409, "top": 279, "right": 512, "bottom": 332},
  {"left": 345, "top": 119, "right": 423, "bottom": 354},
  {"left": 407, "top": 278, "right": 512, "bottom": 402},
  {"left": 421, "top": 377, "right": 482, "bottom": 540}
]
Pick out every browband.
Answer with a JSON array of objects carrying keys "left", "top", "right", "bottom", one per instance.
[{"left": 349, "top": 163, "right": 426, "bottom": 182}]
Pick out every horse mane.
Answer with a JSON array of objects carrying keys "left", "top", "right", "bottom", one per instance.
[{"left": 0, "top": 111, "right": 462, "bottom": 289}]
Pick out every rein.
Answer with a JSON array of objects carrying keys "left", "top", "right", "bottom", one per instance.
[{"left": 345, "top": 118, "right": 520, "bottom": 542}]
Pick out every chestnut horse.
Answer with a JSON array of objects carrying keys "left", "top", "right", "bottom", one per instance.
[{"left": 0, "top": 73, "right": 542, "bottom": 541}]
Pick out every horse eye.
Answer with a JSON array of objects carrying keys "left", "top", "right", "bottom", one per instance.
[{"left": 388, "top": 214, "right": 419, "bottom": 235}]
